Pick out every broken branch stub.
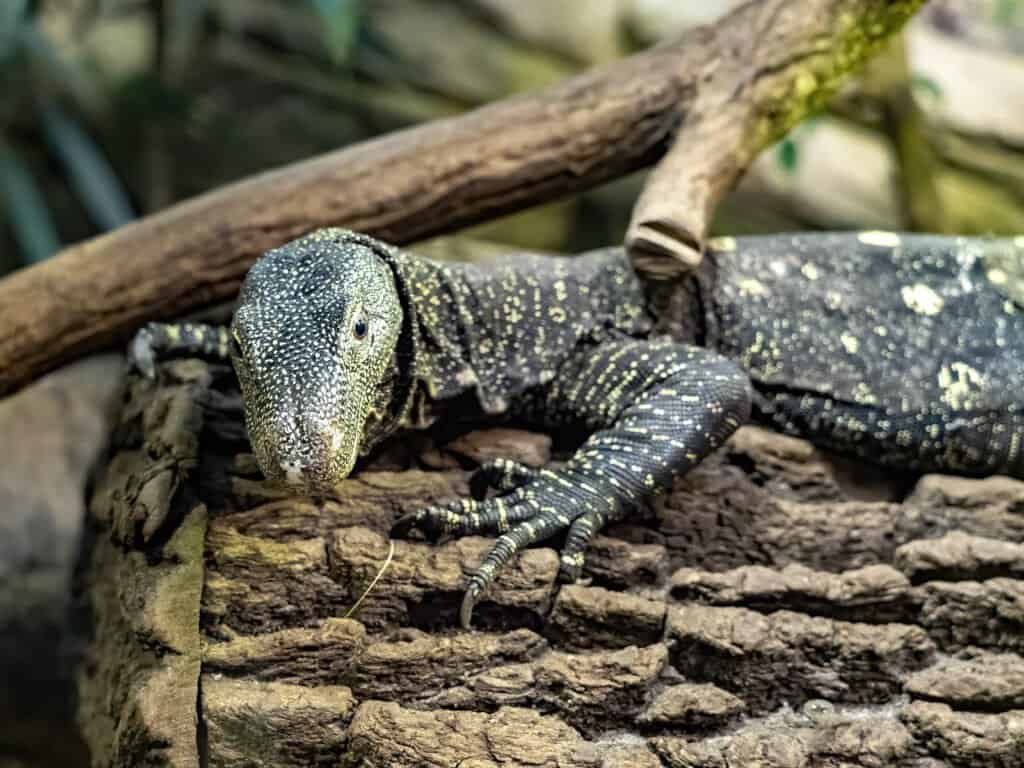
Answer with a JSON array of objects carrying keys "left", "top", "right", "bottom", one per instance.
[{"left": 626, "top": 0, "right": 926, "bottom": 280}]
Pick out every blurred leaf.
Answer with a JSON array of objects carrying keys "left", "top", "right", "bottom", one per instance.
[
  {"left": 777, "top": 138, "right": 799, "bottom": 173},
  {"left": 993, "top": 0, "right": 1020, "bottom": 26},
  {"left": 309, "top": 0, "right": 361, "bottom": 65},
  {"left": 40, "top": 104, "right": 134, "bottom": 231},
  {"left": 20, "top": 24, "right": 105, "bottom": 118},
  {"left": 0, "top": 0, "right": 28, "bottom": 62},
  {"left": 0, "top": 141, "right": 61, "bottom": 264}
]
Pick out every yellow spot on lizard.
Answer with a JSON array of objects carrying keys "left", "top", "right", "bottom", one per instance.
[
  {"left": 858, "top": 230, "right": 901, "bottom": 248},
  {"left": 987, "top": 268, "right": 1008, "bottom": 285},
  {"left": 737, "top": 278, "right": 768, "bottom": 298},
  {"left": 901, "top": 283, "right": 943, "bottom": 316},
  {"left": 937, "top": 362, "right": 985, "bottom": 410},
  {"left": 851, "top": 382, "right": 877, "bottom": 405}
]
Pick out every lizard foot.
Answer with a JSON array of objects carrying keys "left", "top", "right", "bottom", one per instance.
[
  {"left": 127, "top": 324, "right": 158, "bottom": 379},
  {"left": 126, "top": 321, "right": 232, "bottom": 379},
  {"left": 391, "top": 464, "right": 624, "bottom": 628}
]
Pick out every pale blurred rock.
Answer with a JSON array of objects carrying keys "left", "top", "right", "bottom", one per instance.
[
  {"left": 471, "top": 0, "right": 625, "bottom": 63},
  {"left": 625, "top": 0, "right": 745, "bottom": 45},
  {"left": 0, "top": 354, "right": 123, "bottom": 766}
]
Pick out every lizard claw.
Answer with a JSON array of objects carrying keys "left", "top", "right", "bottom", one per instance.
[
  {"left": 460, "top": 581, "right": 483, "bottom": 629},
  {"left": 127, "top": 325, "right": 157, "bottom": 379},
  {"left": 391, "top": 504, "right": 462, "bottom": 540},
  {"left": 469, "top": 458, "right": 540, "bottom": 499},
  {"left": 390, "top": 511, "right": 423, "bottom": 540}
]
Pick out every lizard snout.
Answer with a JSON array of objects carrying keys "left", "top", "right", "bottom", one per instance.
[
  {"left": 256, "top": 413, "right": 347, "bottom": 492},
  {"left": 278, "top": 457, "right": 309, "bottom": 487}
]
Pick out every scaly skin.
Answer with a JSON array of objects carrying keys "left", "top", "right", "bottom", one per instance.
[
  {"left": 131, "top": 228, "right": 1024, "bottom": 626},
  {"left": 701, "top": 231, "right": 1024, "bottom": 476}
]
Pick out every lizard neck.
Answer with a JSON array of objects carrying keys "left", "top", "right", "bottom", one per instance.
[
  {"left": 366, "top": 247, "right": 476, "bottom": 438},
  {"left": 398, "top": 248, "right": 657, "bottom": 424},
  {"left": 372, "top": 245, "right": 714, "bottom": 439},
  {"left": 398, "top": 255, "right": 484, "bottom": 427},
  {"left": 355, "top": 246, "right": 423, "bottom": 454}
]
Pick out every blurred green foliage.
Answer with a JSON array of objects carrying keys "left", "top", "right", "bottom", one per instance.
[
  {"left": 310, "top": 0, "right": 362, "bottom": 63},
  {"left": 0, "top": 0, "right": 368, "bottom": 274},
  {"left": 0, "top": 0, "right": 132, "bottom": 269},
  {"left": 0, "top": 0, "right": 588, "bottom": 276}
]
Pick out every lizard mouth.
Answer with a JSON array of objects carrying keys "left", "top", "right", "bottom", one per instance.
[
  {"left": 249, "top": 413, "right": 359, "bottom": 494},
  {"left": 263, "top": 447, "right": 356, "bottom": 494}
]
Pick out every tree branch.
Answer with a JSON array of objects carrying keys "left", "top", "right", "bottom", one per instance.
[
  {"left": 626, "top": 0, "right": 926, "bottom": 277},
  {"left": 0, "top": 0, "right": 923, "bottom": 397}
]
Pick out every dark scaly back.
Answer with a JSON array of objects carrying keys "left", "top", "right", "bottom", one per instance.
[
  {"left": 394, "top": 247, "right": 652, "bottom": 424},
  {"left": 700, "top": 232, "right": 1024, "bottom": 476}
]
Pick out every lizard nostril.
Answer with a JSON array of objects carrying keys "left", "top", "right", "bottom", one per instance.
[{"left": 280, "top": 458, "right": 306, "bottom": 486}]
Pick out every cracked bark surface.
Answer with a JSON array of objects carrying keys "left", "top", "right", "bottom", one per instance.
[{"left": 77, "top": 360, "right": 1024, "bottom": 767}]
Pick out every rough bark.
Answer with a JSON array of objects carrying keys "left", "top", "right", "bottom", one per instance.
[
  {"left": 0, "top": 0, "right": 924, "bottom": 398},
  {"left": 76, "top": 360, "right": 1024, "bottom": 767}
]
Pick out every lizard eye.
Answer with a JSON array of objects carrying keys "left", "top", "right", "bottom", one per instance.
[{"left": 352, "top": 314, "right": 368, "bottom": 340}]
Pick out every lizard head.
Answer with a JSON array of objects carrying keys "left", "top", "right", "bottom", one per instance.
[{"left": 230, "top": 229, "right": 404, "bottom": 493}]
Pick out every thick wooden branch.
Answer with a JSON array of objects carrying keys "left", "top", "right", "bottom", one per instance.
[
  {"left": 626, "top": 0, "right": 925, "bottom": 277},
  {"left": 0, "top": 0, "right": 923, "bottom": 397}
]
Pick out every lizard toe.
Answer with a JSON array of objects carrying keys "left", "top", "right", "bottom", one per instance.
[
  {"left": 557, "top": 551, "right": 587, "bottom": 583},
  {"left": 460, "top": 580, "right": 485, "bottom": 629},
  {"left": 390, "top": 504, "right": 460, "bottom": 540},
  {"left": 555, "top": 510, "right": 609, "bottom": 583},
  {"left": 394, "top": 492, "right": 538, "bottom": 540},
  {"left": 469, "top": 458, "right": 541, "bottom": 499},
  {"left": 398, "top": 468, "right": 629, "bottom": 626},
  {"left": 127, "top": 325, "right": 158, "bottom": 379}
]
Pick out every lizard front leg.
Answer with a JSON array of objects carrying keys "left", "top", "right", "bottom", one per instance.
[
  {"left": 392, "top": 338, "right": 752, "bottom": 627},
  {"left": 128, "top": 322, "right": 232, "bottom": 377}
]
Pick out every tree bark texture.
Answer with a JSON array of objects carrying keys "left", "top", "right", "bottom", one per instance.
[
  {"left": 77, "top": 361, "right": 1024, "bottom": 768},
  {"left": 0, "top": 0, "right": 924, "bottom": 399}
]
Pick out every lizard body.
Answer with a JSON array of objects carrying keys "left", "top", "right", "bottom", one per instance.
[
  {"left": 702, "top": 231, "right": 1024, "bottom": 477},
  {"left": 132, "top": 229, "right": 1024, "bottom": 625}
]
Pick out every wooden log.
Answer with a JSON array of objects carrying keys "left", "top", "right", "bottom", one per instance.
[
  {"left": 77, "top": 360, "right": 1024, "bottom": 767},
  {"left": 0, "top": 0, "right": 924, "bottom": 398}
]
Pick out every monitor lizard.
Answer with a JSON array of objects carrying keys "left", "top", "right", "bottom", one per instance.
[{"left": 130, "top": 228, "right": 1024, "bottom": 626}]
